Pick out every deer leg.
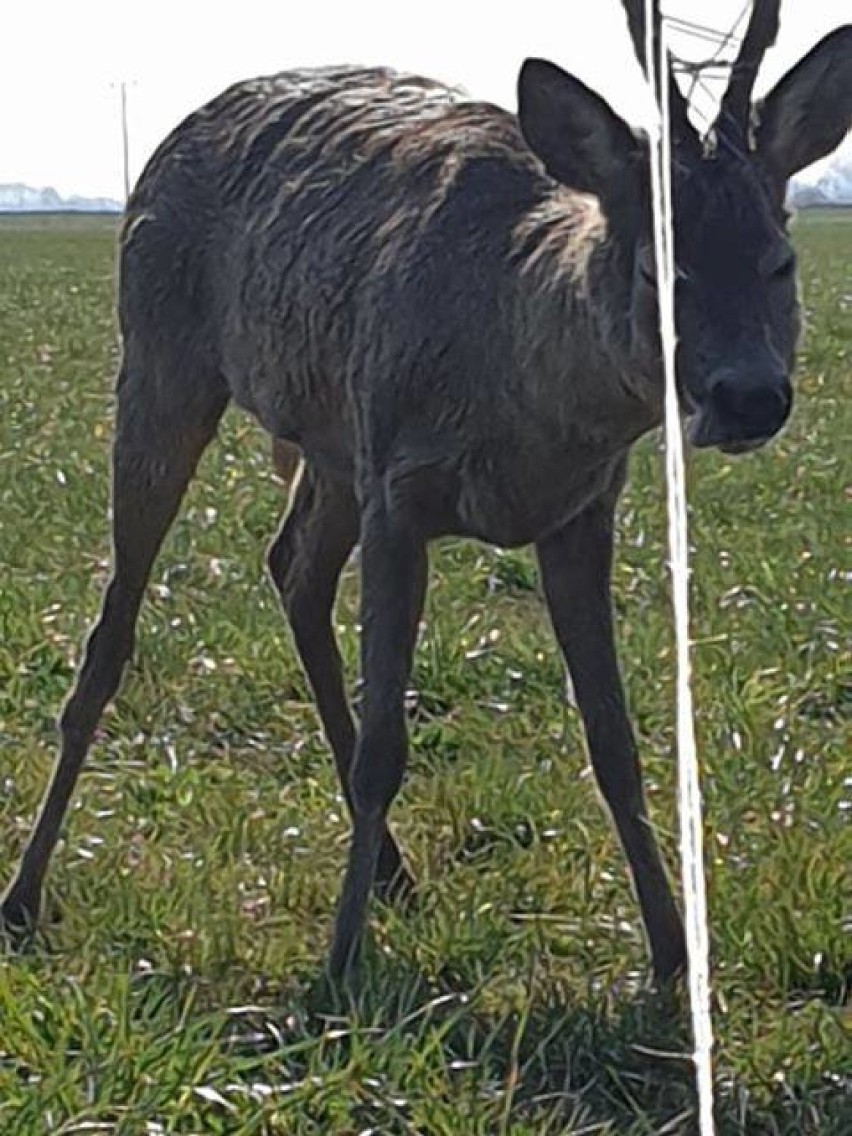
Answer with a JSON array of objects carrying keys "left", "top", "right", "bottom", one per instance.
[
  {"left": 1, "top": 366, "right": 228, "bottom": 941},
  {"left": 328, "top": 495, "right": 427, "bottom": 977},
  {"left": 267, "top": 463, "right": 412, "bottom": 902},
  {"left": 535, "top": 485, "right": 686, "bottom": 984}
]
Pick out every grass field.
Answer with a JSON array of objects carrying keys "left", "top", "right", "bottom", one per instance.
[{"left": 0, "top": 211, "right": 849, "bottom": 1134}]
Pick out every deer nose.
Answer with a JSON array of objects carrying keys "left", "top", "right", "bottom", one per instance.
[{"left": 707, "top": 369, "right": 792, "bottom": 445}]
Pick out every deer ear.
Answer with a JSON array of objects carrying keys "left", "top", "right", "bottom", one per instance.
[
  {"left": 517, "top": 58, "right": 640, "bottom": 215},
  {"left": 755, "top": 25, "right": 852, "bottom": 184}
]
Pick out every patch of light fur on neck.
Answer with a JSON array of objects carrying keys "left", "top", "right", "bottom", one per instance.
[{"left": 645, "top": 8, "right": 716, "bottom": 1136}]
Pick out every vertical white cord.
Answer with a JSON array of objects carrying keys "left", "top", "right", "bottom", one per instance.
[{"left": 644, "top": 8, "right": 716, "bottom": 1135}]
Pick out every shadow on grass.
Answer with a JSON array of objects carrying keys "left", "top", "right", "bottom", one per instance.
[
  {"left": 2, "top": 896, "right": 848, "bottom": 1132},
  {"left": 188, "top": 949, "right": 848, "bottom": 1136}
]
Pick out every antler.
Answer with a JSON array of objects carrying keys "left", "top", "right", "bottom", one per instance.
[
  {"left": 716, "top": 0, "right": 781, "bottom": 143},
  {"left": 620, "top": 0, "right": 696, "bottom": 145}
]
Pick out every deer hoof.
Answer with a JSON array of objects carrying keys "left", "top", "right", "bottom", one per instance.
[
  {"left": 651, "top": 939, "right": 687, "bottom": 989},
  {"left": 0, "top": 893, "right": 40, "bottom": 951}
]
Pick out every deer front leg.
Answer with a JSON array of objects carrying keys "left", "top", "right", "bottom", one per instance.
[
  {"left": 536, "top": 492, "right": 686, "bottom": 984},
  {"left": 328, "top": 494, "right": 428, "bottom": 979}
]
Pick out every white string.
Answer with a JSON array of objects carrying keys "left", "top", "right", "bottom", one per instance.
[{"left": 644, "top": 7, "right": 716, "bottom": 1136}]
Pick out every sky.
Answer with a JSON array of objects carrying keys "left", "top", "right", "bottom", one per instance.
[{"left": 3, "top": 0, "right": 849, "bottom": 200}]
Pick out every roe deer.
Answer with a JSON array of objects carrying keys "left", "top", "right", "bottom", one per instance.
[{"left": 3, "top": 1, "right": 850, "bottom": 981}]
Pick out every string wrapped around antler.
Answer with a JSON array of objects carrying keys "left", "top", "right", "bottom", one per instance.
[
  {"left": 620, "top": 0, "right": 696, "bottom": 145},
  {"left": 716, "top": 0, "right": 781, "bottom": 143},
  {"left": 622, "top": 1, "right": 784, "bottom": 150}
]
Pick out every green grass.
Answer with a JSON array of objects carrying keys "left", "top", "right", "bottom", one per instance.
[{"left": 0, "top": 211, "right": 850, "bottom": 1134}]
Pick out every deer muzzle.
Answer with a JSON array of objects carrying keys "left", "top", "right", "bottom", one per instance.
[{"left": 688, "top": 367, "right": 793, "bottom": 454}]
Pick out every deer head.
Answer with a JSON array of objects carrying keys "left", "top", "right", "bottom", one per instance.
[{"left": 517, "top": 2, "right": 852, "bottom": 453}]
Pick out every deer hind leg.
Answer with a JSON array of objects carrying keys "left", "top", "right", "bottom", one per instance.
[
  {"left": 267, "top": 462, "right": 413, "bottom": 904},
  {"left": 1, "top": 360, "right": 229, "bottom": 941}
]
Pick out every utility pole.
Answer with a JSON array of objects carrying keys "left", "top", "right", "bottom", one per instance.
[
  {"left": 110, "top": 80, "right": 137, "bottom": 202},
  {"left": 120, "top": 81, "right": 130, "bottom": 201}
]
